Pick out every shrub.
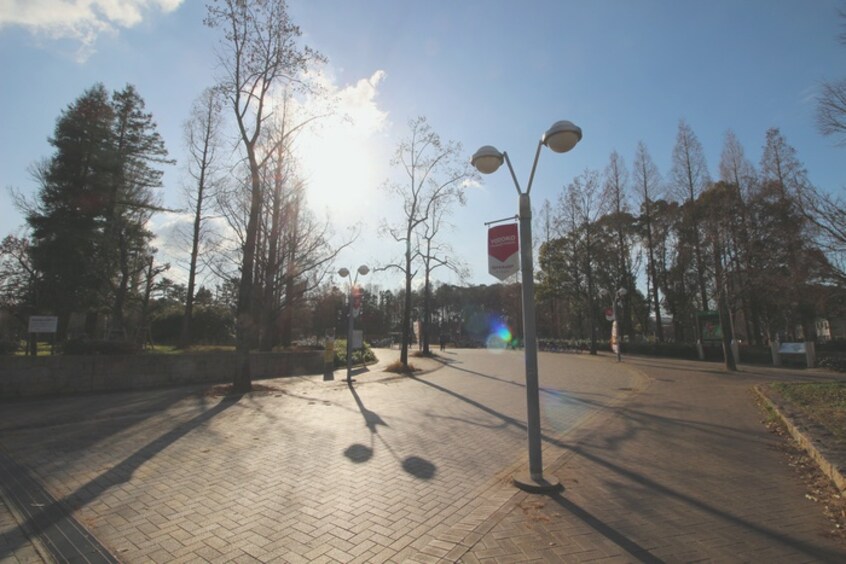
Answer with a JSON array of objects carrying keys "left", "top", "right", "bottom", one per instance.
[
  {"left": 0, "top": 340, "right": 20, "bottom": 355},
  {"left": 817, "top": 340, "right": 846, "bottom": 354},
  {"left": 333, "top": 339, "right": 376, "bottom": 367},
  {"left": 63, "top": 339, "right": 141, "bottom": 355},
  {"left": 615, "top": 341, "right": 697, "bottom": 360},
  {"left": 150, "top": 305, "right": 235, "bottom": 345},
  {"left": 738, "top": 345, "right": 772, "bottom": 365},
  {"left": 819, "top": 354, "right": 846, "bottom": 373}
]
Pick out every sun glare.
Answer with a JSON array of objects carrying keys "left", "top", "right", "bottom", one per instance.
[
  {"left": 298, "top": 123, "right": 380, "bottom": 220},
  {"left": 294, "top": 70, "right": 388, "bottom": 223}
]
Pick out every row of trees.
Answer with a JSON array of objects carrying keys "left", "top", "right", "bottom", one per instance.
[
  {"left": 0, "top": 1, "right": 344, "bottom": 376},
  {"left": 0, "top": 0, "right": 473, "bottom": 389},
  {"left": 537, "top": 122, "right": 845, "bottom": 354},
  {"left": 3, "top": 0, "right": 844, "bottom": 381}
]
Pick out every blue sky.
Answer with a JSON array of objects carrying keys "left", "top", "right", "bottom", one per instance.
[{"left": 1, "top": 0, "right": 844, "bottom": 289}]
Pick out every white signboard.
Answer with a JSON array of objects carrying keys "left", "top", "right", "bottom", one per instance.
[
  {"left": 352, "top": 330, "right": 363, "bottom": 349},
  {"left": 28, "top": 316, "right": 58, "bottom": 333},
  {"left": 778, "top": 342, "right": 806, "bottom": 354},
  {"left": 488, "top": 224, "right": 520, "bottom": 281}
]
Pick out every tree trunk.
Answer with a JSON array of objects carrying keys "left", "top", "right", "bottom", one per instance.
[
  {"left": 179, "top": 122, "right": 210, "bottom": 349},
  {"left": 234, "top": 152, "right": 262, "bottom": 393},
  {"left": 423, "top": 260, "right": 431, "bottom": 355},
  {"left": 400, "top": 235, "right": 412, "bottom": 367},
  {"left": 646, "top": 216, "right": 664, "bottom": 342},
  {"left": 714, "top": 241, "right": 737, "bottom": 371},
  {"left": 260, "top": 156, "right": 283, "bottom": 353}
]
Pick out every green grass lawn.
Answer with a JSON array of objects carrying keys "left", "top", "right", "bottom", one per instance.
[
  {"left": 145, "top": 344, "right": 236, "bottom": 354},
  {"left": 12, "top": 342, "right": 237, "bottom": 356},
  {"left": 772, "top": 382, "right": 846, "bottom": 440},
  {"left": 12, "top": 341, "right": 55, "bottom": 356}
]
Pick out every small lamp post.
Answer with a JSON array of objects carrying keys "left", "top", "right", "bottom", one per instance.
[
  {"left": 471, "top": 120, "right": 582, "bottom": 493},
  {"left": 338, "top": 264, "right": 369, "bottom": 383},
  {"left": 601, "top": 287, "right": 628, "bottom": 362}
]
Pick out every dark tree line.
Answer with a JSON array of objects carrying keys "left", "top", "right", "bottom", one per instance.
[
  {"left": 306, "top": 282, "right": 525, "bottom": 349},
  {"left": 537, "top": 125, "right": 845, "bottom": 348}
]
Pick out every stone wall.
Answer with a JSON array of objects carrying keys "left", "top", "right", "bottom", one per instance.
[{"left": 0, "top": 351, "right": 323, "bottom": 399}]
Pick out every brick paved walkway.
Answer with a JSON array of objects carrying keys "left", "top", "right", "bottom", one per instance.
[
  {"left": 0, "top": 349, "right": 632, "bottom": 562},
  {"left": 0, "top": 495, "right": 41, "bottom": 563},
  {"left": 444, "top": 356, "right": 846, "bottom": 563},
  {"left": 1, "top": 350, "right": 845, "bottom": 563}
]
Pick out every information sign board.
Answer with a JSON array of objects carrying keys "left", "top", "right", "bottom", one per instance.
[{"left": 28, "top": 316, "right": 58, "bottom": 333}]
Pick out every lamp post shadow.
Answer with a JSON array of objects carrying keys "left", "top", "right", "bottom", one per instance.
[{"left": 344, "top": 381, "right": 437, "bottom": 480}]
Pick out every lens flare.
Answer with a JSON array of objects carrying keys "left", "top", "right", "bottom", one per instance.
[
  {"left": 496, "top": 325, "right": 512, "bottom": 342},
  {"left": 486, "top": 320, "right": 513, "bottom": 352}
]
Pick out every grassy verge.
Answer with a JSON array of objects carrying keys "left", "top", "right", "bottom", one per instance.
[
  {"left": 146, "top": 344, "right": 236, "bottom": 354},
  {"left": 772, "top": 382, "right": 846, "bottom": 440}
]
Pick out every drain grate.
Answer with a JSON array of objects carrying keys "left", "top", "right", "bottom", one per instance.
[{"left": 0, "top": 448, "right": 119, "bottom": 563}]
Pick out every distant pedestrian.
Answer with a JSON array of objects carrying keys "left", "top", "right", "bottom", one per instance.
[{"left": 439, "top": 333, "right": 447, "bottom": 351}]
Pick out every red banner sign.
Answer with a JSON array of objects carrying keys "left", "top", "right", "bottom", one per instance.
[{"left": 488, "top": 223, "right": 519, "bottom": 280}]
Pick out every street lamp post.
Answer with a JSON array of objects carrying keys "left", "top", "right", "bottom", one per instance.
[
  {"left": 338, "top": 264, "right": 369, "bottom": 383},
  {"left": 471, "top": 120, "right": 582, "bottom": 493},
  {"left": 601, "top": 287, "right": 628, "bottom": 362}
]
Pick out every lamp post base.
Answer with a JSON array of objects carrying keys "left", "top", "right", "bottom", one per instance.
[{"left": 512, "top": 472, "right": 562, "bottom": 493}]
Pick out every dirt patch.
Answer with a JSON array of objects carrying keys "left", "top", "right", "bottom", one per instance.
[{"left": 384, "top": 360, "right": 421, "bottom": 374}]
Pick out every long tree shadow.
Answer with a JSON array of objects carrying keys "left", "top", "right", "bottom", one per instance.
[
  {"left": 0, "top": 392, "right": 243, "bottom": 561},
  {"left": 0, "top": 386, "right": 204, "bottom": 434},
  {"left": 406, "top": 373, "right": 846, "bottom": 561},
  {"left": 431, "top": 355, "right": 597, "bottom": 405},
  {"left": 549, "top": 492, "right": 666, "bottom": 564}
]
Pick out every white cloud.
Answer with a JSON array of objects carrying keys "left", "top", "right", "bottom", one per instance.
[{"left": 0, "top": 0, "right": 184, "bottom": 61}]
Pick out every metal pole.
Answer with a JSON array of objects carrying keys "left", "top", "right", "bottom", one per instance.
[
  {"left": 512, "top": 193, "right": 559, "bottom": 492},
  {"left": 347, "top": 287, "right": 354, "bottom": 382},
  {"left": 615, "top": 294, "right": 622, "bottom": 362}
]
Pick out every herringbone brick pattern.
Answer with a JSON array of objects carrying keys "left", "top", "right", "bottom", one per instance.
[
  {"left": 453, "top": 357, "right": 846, "bottom": 563},
  {"left": 0, "top": 350, "right": 634, "bottom": 562},
  {"left": 3, "top": 351, "right": 845, "bottom": 562}
]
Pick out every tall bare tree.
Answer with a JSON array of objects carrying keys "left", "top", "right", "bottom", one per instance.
[
  {"left": 381, "top": 116, "right": 475, "bottom": 368},
  {"left": 179, "top": 87, "right": 224, "bottom": 348},
  {"left": 816, "top": 7, "right": 846, "bottom": 146},
  {"left": 670, "top": 119, "right": 711, "bottom": 312},
  {"left": 0, "top": 235, "right": 39, "bottom": 340},
  {"left": 602, "top": 150, "right": 633, "bottom": 336},
  {"left": 719, "top": 129, "right": 760, "bottom": 344},
  {"left": 416, "top": 198, "right": 468, "bottom": 354},
  {"left": 816, "top": 80, "right": 846, "bottom": 146},
  {"left": 633, "top": 141, "right": 665, "bottom": 342},
  {"left": 758, "top": 129, "right": 820, "bottom": 340},
  {"left": 205, "top": 0, "right": 323, "bottom": 391},
  {"left": 565, "top": 168, "right": 609, "bottom": 354},
  {"left": 760, "top": 127, "right": 811, "bottom": 198}
]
